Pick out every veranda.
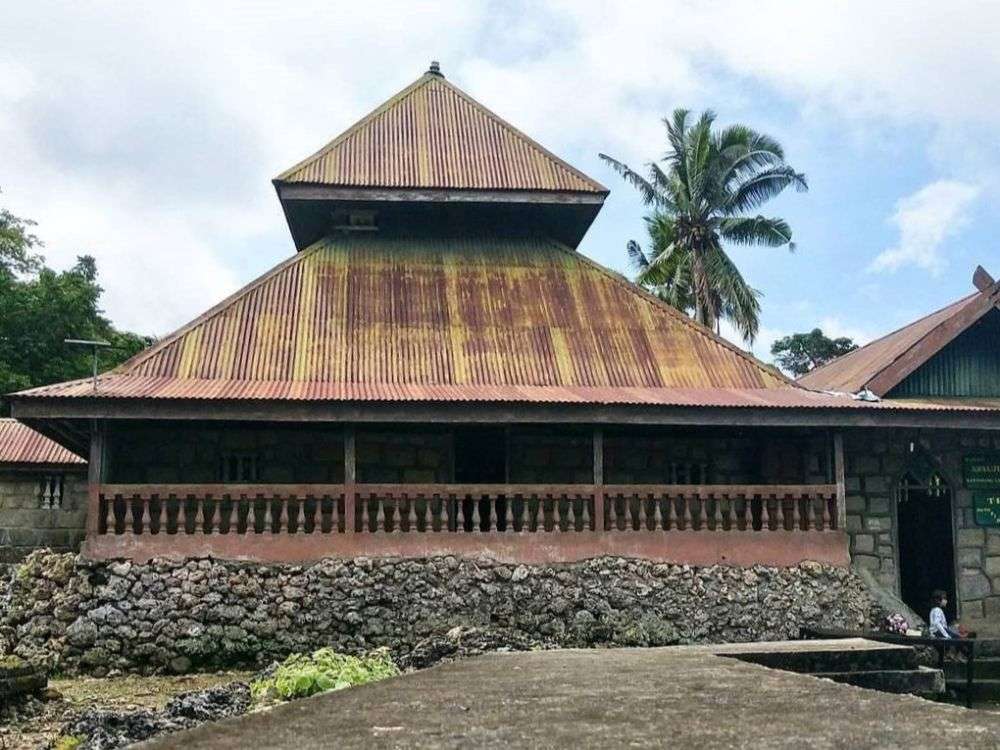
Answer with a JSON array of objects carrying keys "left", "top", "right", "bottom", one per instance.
[{"left": 85, "top": 420, "right": 846, "bottom": 565}]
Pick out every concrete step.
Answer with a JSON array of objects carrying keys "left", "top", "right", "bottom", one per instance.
[
  {"left": 817, "top": 667, "right": 945, "bottom": 696},
  {"left": 725, "top": 643, "right": 917, "bottom": 674}
]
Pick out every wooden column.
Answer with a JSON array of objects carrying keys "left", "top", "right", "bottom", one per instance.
[
  {"left": 593, "top": 427, "right": 604, "bottom": 532},
  {"left": 86, "top": 419, "right": 105, "bottom": 536},
  {"left": 344, "top": 425, "right": 356, "bottom": 534},
  {"left": 833, "top": 432, "right": 847, "bottom": 531}
]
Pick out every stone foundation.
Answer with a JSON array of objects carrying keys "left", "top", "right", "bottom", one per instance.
[{"left": 1, "top": 550, "right": 877, "bottom": 675}]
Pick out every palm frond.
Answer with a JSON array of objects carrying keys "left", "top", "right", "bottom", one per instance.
[
  {"left": 598, "top": 154, "right": 661, "bottom": 206},
  {"left": 725, "top": 165, "right": 808, "bottom": 214},
  {"left": 719, "top": 216, "right": 794, "bottom": 248}
]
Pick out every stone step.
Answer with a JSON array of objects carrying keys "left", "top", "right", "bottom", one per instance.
[
  {"left": 974, "top": 640, "right": 1000, "bottom": 658},
  {"left": 725, "top": 644, "right": 917, "bottom": 674},
  {"left": 816, "top": 667, "right": 945, "bottom": 696}
]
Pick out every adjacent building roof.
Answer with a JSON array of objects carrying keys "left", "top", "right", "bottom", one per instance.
[
  {"left": 275, "top": 65, "right": 607, "bottom": 195},
  {"left": 0, "top": 419, "right": 85, "bottom": 466},
  {"left": 13, "top": 235, "right": 798, "bottom": 404},
  {"left": 801, "top": 267, "right": 1000, "bottom": 396}
]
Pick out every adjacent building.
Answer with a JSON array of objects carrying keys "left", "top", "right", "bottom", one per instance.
[{"left": 0, "top": 419, "right": 87, "bottom": 562}]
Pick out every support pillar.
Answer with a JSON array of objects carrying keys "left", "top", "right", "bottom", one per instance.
[
  {"left": 834, "top": 432, "right": 847, "bottom": 531},
  {"left": 344, "top": 425, "right": 356, "bottom": 534},
  {"left": 593, "top": 427, "right": 604, "bottom": 532}
]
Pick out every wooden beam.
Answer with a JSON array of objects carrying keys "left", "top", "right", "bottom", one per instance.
[
  {"left": 973, "top": 265, "right": 995, "bottom": 294},
  {"left": 275, "top": 184, "right": 607, "bottom": 205},
  {"left": 833, "top": 433, "right": 846, "bottom": 531},
  {"left": 86, "top": 420, "right": 105, "bottom": 536},
  {"left": 593, "top": 427, "right": 604, "bottom": 532}
]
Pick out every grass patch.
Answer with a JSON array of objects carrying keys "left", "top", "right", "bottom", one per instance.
[{"left": 250, "top": 647, "right": 398, "bottom": 703}]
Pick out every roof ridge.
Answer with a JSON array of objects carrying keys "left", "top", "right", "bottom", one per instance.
[
  {"left": 802, "top": 290, "right": 981, "bottom": 384},
  {"left": 115, "top": 240, "right": 328, "bottom": 375},
  {"left": 542, "top": 239, "right": 795, "bottom": 388}
]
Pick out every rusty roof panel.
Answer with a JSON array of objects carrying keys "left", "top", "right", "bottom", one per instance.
[
  {"left": 0, "top": 419, "right": 85, "bottom": 465},
  {"left": 799, "top": 293, "right": 981, "bottom": 393},
  {"left": 14, "top": 236, "right": 792, "bottom": 404},
  {"left": 275, "top": 72, "right": 606, "bottom": 194}
]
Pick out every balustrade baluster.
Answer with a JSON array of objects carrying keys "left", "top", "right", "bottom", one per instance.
[
  {"left": 470, "top": 496, "right": 481, "bottom": 532},
  {"left": 681, "top": 495, "right": 691, "bottom": 531},
  {"left": 823, "top": 495, "right": 834, "bottom": 530},
  {"left": 488, "top": 495, "right": 498, "bottom": 532},
  {"left": 503, "top": 496, "right": 513, "bottom": 532},
  {"left": 401, "top": 494, "right": 413, "bottom": 532},
  {"left": 375, "top": 496, "right": 386, "bottom": 533},
  {"left": 261, "top": 497, "right": 273, "bottom": 534},
  {"left": 430, "top": 494, "right": 441, "bottom": 532},
  {"left": 580, "top": 494, "right": 590, "bottom": 532},
  {"left": 276, "top": 496, "right": 288, "bottom": 534},
  {"left": 815, "top": 496, "right": 826, "bottom": 530},
  {"left": 651, "top": 494, "right": 662, "bottom": 530},
  {"left": 662, "top": 495, "right": 673, "bottom": 530}
]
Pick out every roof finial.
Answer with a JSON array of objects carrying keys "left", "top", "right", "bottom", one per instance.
[{"left": 427, "top": 60, "right": 443, "bottom": 77}]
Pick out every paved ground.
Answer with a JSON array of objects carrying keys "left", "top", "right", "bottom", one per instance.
[{"left": 141, "top": 645, "right": 1000, "bottom": 749}]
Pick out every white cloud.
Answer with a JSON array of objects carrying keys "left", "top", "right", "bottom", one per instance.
[
  {"left": 868, "top": 180, "right": 981, "bottom": 275},
  {"left": 816, "top": 317, "right": 876, "bottom": 347},
  {"left": 4, "top": 1, "right": 1000, "bottom": 334}
]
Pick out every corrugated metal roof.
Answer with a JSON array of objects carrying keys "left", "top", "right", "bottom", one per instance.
[
  {"left": 0, "top": 419, "right": 85, "bottom": 465},
  {"left": 275, "top": 70, "right": 607, "bottom": 194},
  {"left": 14, "top": 235, "right": 793, "bottom": 403},
  {"left": 798, "top": 292, "right": 982, "bottom": 393}
]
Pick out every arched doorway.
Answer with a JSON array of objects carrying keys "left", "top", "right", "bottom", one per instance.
[{"left": 897, "top": 470, "right": 957, "bottom": 621}]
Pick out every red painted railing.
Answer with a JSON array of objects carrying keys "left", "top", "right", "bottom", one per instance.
[{"left": 86, "top": 483, "right": 845, "bottom": 565}]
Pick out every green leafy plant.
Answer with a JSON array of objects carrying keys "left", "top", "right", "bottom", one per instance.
[{"left": 250, "top": 647, "right": 399, "bottom": 703}]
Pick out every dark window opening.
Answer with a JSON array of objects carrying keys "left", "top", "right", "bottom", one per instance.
[
  {"left": 454, "top": 427, "right": 507, "bottom": 531},
  {"left": 219, "top": 453, "right": 260, "bottom": 482}
]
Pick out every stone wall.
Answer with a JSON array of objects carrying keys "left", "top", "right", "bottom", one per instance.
[
  {"left": 844, "top": 428, "right": 1000, "bottom": 622},
  {"left": 0, "top": 551, "right": 877, "bottom": 676},
  {"left": 0, "top": 472, "right": 88, "bottom": 563}
]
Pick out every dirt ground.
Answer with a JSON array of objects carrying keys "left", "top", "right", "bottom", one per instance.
[{"left": 0, "top": 671, "right": 252, "bottom": 750}]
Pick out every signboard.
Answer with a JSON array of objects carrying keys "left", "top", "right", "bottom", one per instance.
[
  {"left": 974, "top": 492, "right": 1000, "bottom": 527},
  {"left": 964, "top": 454, "right": 1000, "bottom": 490}
]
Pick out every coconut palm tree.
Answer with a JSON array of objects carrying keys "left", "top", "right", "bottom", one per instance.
[{"left": 600, "top": 109, "right": 807, "bottom": 343}]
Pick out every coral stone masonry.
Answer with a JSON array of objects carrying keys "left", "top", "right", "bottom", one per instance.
[{"left": 0, "top": 551, "right": 877, "bottom": 675}]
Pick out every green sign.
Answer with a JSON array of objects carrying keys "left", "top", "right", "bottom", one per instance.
[
  {"left": 975, "top": 492, "right": 1000, "bottom": 527},
  {"left": 964, "top": 454, "right": 1000, "bottom": 489}
]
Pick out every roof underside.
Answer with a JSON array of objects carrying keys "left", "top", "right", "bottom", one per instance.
[
  {"left": 0, "top": 419, "right": 85, "bottom": 465},
  {"left": 275, "top": 72, "right": 607, "bottom": 194},
  {"left": 16, "top": 235, "right": 794, "bottom": 404},
  {"left": 798, "top": 292, "right": 982, "bottom": 394}
]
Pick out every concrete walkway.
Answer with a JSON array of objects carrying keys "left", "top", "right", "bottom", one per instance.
[{"left": 142, "top": 645, "right": 1000, "bottom": 749}]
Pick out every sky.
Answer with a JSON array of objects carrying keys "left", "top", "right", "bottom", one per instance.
[{"left": 2, "top": 0, "right": 999, "bottom": 364}]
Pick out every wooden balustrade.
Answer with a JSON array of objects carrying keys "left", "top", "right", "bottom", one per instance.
[{"left": 94, "top": 483, "right": 838, "bottom": 536}]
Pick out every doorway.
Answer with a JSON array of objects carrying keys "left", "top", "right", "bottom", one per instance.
[{"left": 897, "top": 472, "right": 957, "bottom": 621}]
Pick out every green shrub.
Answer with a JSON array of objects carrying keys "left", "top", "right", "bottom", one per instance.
[
  {"left": 53, "top": 736, "right": 85, "bottom": 750},
  {"left": 250, "top": 647, "right": 399, "bottom": 703}
]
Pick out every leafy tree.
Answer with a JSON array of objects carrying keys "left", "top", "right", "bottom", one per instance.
[
  {"left": 0, "top": 201, "right": 153, "bottom": 411},
  {"left": 601, "top": 109, "right": 807, "bottom": 342},
  {"left": 770, "top": 328, "right": 858, "bottom": 376}
]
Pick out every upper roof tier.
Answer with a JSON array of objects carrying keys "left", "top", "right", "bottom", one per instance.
[
  {"left": 0, "top": 419, "right": 85, "bottom": 466},
  {"left": 273, "top": 63, "right": 608, "bottom": 250}
]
